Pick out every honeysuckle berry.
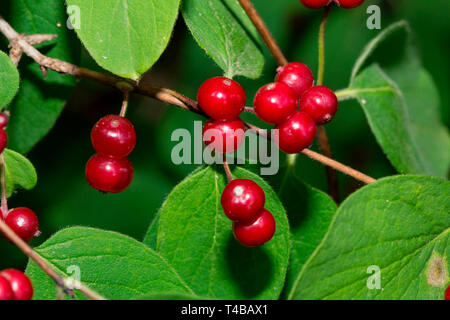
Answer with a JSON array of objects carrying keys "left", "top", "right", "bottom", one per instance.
[
  {"left": 274, "top": 111, "right": 316, "bottom": 154},
  {"left": 233, "top": 209, "right": 276, "bottom": 247},
  {"left": 0, "top": 129, "right": 7, "bottom": 154},
  {"left": 91, "top": 115, "right": 136, "bottom": 158},
  {"left": 85, "top": 154, "right": 134, "bottom": 193},
  {"left": 334, "top": 0, "right": 364, "bottom": 9},
  {"left": 299, "top": 85, "right": 338, "bottom": 125},
  {"left": 202, "top": 118, "right": 246, "bottom": 153},
  {"left": 445, "top": 285, "right": 450, "bottom": 300},
  {"left": 197, "top": 77, "right": 246, "bottom": 120},
  {"left": 4, "top": 207, "right": 40, "bottom": 243},
  {"left": 0, "top": 269, "right": 33, "bottom": 300},
  {"left": 0, "top": 275, "right": 14, "bottom": 300},
  {"left": 275, "top": 62, "right": 314, "bottom": 100},
  {"left": 299, "top": 0, "right": 332, "bottom": 9},
  {"left": 253, "top": 82, "right": 297, "bottom": 125},
  {"left": 221, "top": 179, "right": 265, "bottom": 222},
  {"left": 0, "top": 113, "right": 9, "bottom": 129}
]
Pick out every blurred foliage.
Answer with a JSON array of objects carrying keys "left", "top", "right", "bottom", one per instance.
[{"left": 1, "top": 0, "right": 448, "bottom": 269}]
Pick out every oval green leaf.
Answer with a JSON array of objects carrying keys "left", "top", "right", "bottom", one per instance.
[
  {"left": 0, "top": 51, "right": 20, "bottom": 107},
  {"left": 26, "top": 227, "right": 194, "bottom": 300},
  {"left": 289, "top": 175, "right": 450, "bottom": 300},
  {"left": 181, "top": 0, "right": 264, "bottom": 79},
  {"left": 3, "top": 148, "right": 37, "bottom": 197},
  {"left": 66, "top": 0, "right": 180, "bottom": 79},
  {"left": 150, "top": 166, "right": 290, "bottom": 299}
]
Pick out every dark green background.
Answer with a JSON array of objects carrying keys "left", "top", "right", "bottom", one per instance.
[{"left": 1, "top": 0, "right": 449, "bottom": 269}]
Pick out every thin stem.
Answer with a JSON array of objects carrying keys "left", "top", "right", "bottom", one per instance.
[
  {"left": 315, "top": 5, "right": 339, "bottom": 202},
  {"left": 0, "top": 153, "right": 8, "bottom": 218},
  {"left": 237, "top": 0, "right": 288, "bottom": 66},
  {"left": 119, "top": 90, "right": 130, "bottom": 117},
  {"left": 0, "top": 16, "right": 376, "bottom": 187},
  {"left": 317, "top": 5, "right": 331, "bottom": 86},
  {"left": 223, "top": 158, "right": 233, "bottom": 182}
]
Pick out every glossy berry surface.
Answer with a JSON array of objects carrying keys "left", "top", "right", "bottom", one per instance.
[
  {"left": 233, "top": 209, "right": 276, "bottom": 247},
  {"left": 0, "top": 113, "right": 9, "bottom": 129},
  {"left": 0, "top": 269, "right": 33, "bottom": 300},
  {"left": 253, "top": 82, "right": 297, "bottom": 124},
  {"left": 300, "top": 86, "right": 338, "bottom": 125},
  {"left": 197, "top": 77, "right": 246, "bottom": 120},
  {"left": 275, "top": 62, "right": 314, "bottom": 100},
  {"left": 221, "top": 179, "right": 265, "bottom": 222},
  {"left": 5, "top": 207, "right": 39, "bottom": 243},
  {"left": 91, "top": 115, "right": 136, "bottom": 158},
  {"left": 203, "top": 119, "right": 245, "bottom": 153},
  {"left": 445, "top": 285, "right": 450, "bottom": 300},
  {"left": 0, "top": 276, "right": 14, "bottom": 300},
  {"left": 334, "top": 0, "right": 364, "bottom": 9},
  {"left": 85, "top": 154, "right": 134, "bottom": 193},
  {"left": 299, "top": 0, "right": 331, "bottom": 9},
  {"left": 275, "top": 111, "right": 316, "bottom": 154},
  {"left": 0, "top": 129, "right": 7, "bottom": 154}
]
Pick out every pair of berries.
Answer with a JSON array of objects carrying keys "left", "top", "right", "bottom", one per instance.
[
  {"left": 254, "top": 62, "right": 338, "bottom": 153},
  {"left": 0, "top": 269, "right": 33, "bottom": 300},
  {"left": 85, "top": 115, "right": 136, "bottom": 193},
  {"left": 0, "top": 112, "right": 9, "bottom": 154},
  {"left": 1, "top": 207, "right": 40, "bottom": 243},
  {"left": 299, "top": 0, "right": 364, "bottom": 9},
  {"left": 198, "top": 77, "right": 246, "bottom": 154},
  {"left": 222, "top": 179, "right": 275, "bottom": 247}
]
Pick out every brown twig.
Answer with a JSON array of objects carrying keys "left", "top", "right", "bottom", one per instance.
[
  {"left": 0, "top": 16, "right": 376, "bottom": 186},
  {"left": 237, "top": 0, "right": 288, "bottom": 66}
]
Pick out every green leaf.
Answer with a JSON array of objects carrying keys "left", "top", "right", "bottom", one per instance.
[
  {"left": 3, "top": 0, "right": 80, "bottom": 153},
  {"left": 277, "top": 168, "right": 337, "bottom": 298},
  {"left": 181, "top": 0, "right": 264, "bottom": 79},
  {"left": 148, "top": 166, "right": 290, "bottom": 299},
  {"left": 289, "top": 175, "right": 450, "bottom": 300},
  {"left": 349, "top": 21, "right": 450, "bottom": 177},
  {"left": 65, "top": 0, "right": 180, "bottom": 79},
  {"left": 26, "top": 227, "right": 194, "bottom": 300},
  {"left": 0, "top": 51, "right": 20, "bottom": 107},
  {"left": 2, "top": 149, "right": 37, "bottom": 197}
]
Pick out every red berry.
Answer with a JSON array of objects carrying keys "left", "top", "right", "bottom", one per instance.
[
  {"left": 197, "top": 77, "right": 246, "bottom": 120},
  {"left": 4, "top": 208, "right": 39, "bottom": 243},
  {"left": 0, "top": 269, "right": 33, "bottom": 300},
  {"left": 0, "top": 113, "right": 9, "bottom": 129},
  {"left": 300, "top": 86, "right": 338, "bottom": 125},
  {"left": 0, "top": 129, "right": 7, "bottom": 154},
  {"left": 334, "top": 0, "right": 364, "bottom": 9},
  {"left": 85, "top": 154, "right": 134, "bottom": 193},
  {"left": 299, "top": 0, "right": 332, "bottom": 9},
  {"left": 221, "top": 179, "right": 265, "bottom": 222},
  {"left": 0, "top": 276, "right": 14, "bottom": 300},
  {"left": 445, "top": 285, "right": 450, "bottom": 300},
  {"left": 274, "top": 111, "right": 316, "bottom": 154},
  {"left": 253, "top": 83, "right": 297, "bottom": 124},
  {"left": 203, "top": 119, "right": 245, "bottom": 153},
  {"left": 275, "top": 62, "right": 314, "bottom": 99},
  {"left": 91, "top": 115, "right": 136, "bottom": 158},
  {"left": 233, "top": 209, "right": 276, "bottom": 247}
]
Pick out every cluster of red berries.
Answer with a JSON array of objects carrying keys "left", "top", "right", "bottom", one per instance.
[
  {"left": 85, "top": 115, "right": 136, "bottom": 193},
  {"left": 255, "top": 62, "right": 338, "bottom": 153},
  {"left": 198, "top": 77, "right": 247, "bottom": 154},
  {"left": 299, "top": 0, "right": 364, "bottom": 9},
  {"left": 222, "top": 179, "right": 275, "bottom": 247},
  {"left": 0, "top": 269, "right": 33, "bottom": 300}
]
